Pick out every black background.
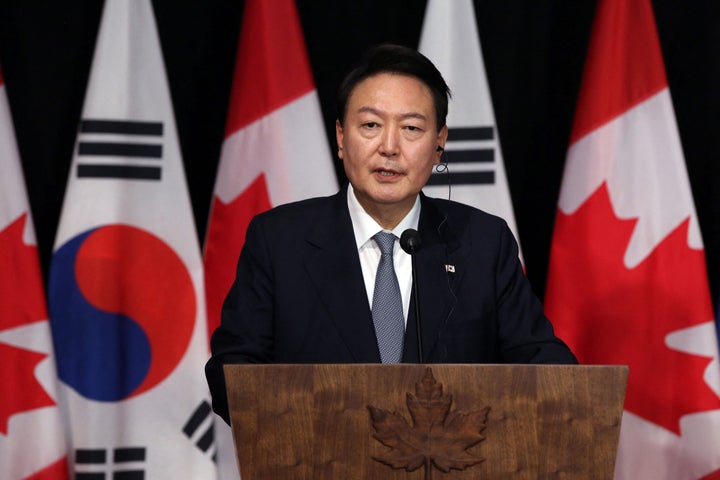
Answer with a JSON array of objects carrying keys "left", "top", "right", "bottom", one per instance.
[{"left": 1, "top": 0, "right": 719, "bottom": 306}]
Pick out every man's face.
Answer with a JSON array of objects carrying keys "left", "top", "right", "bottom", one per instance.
[{"left": 336, "top": 73, "right": 447, "bottom": 223}]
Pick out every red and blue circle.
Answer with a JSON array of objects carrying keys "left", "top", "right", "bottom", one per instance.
[{"left": 49, "top": 224, "right": 196, "bottom": 402}]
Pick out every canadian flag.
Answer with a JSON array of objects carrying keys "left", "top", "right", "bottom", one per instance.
[
  {"left": 202, "top": 0, "right": 337, "bottom": 477},
  {"left": 203, "top": 0, "right": 337, "bottom": 340},
  {"left": 0, "top": 66, "right": 69, "bottom": 479},
  {"left": 544, "top": 0, "right": 720, "bottom": 478},
  {"left": 418, "top": 0, "right": 523, "bottom": 263}
]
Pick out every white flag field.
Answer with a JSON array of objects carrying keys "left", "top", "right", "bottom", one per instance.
[
  {"left": 0, "top": 65, "right": 70, "bottom": 480},
  {"left": 47, "top": 1, "right": 217, "bottom": 478},
  {"left": 419, "top": 0, "right": 523, "bottom": 263}
]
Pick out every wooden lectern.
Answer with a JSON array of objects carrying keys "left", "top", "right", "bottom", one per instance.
[{"left": 224, "top": 364, "right": 628, "bottom": 479}]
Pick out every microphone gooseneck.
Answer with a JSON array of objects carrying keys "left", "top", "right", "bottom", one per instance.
[{"left": 400, "top": 229, "right": 424, "bottom": 363}]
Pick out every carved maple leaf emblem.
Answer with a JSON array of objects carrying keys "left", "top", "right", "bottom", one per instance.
[
  {"left": 368, "top": 367, "right": 490, "bottom": 479},
  {"left": 546, "top": 183, "right": 720, "bottom": 434}
]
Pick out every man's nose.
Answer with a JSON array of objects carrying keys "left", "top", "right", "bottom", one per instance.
[{"left": 378, "top": 128, "right": 399, "bottom": 157}]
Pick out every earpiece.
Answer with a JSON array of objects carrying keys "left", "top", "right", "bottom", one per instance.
[{"left": 436, "top": 146, "right": 444, "bottom": 152}]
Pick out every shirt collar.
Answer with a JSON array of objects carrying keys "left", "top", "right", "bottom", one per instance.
[{"left": 347, "top": 184, "right": 421, "bottom": 249}]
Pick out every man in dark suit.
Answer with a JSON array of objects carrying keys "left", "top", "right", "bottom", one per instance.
[{"left": 206, "top": 44, "right": 576, "bottom": 424}]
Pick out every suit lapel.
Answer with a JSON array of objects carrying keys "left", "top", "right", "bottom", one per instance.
[{"left": 303, "top": 190, "right": 381, "bottom": 362}]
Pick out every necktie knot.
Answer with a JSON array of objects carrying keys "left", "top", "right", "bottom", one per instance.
[{"left": 373, "top": 231, "right": 396, "bottom": 257}]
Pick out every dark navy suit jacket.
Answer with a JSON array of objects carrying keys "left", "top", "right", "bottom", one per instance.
[{"left": 206, "top": 188, "right": 576, "bottom": 423}]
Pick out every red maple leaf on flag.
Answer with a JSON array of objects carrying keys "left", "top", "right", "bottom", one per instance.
[
  {"left": 546, "top": 183, "right": 719, "bottom": 434},
  {"left": 204, "top": 174, "right": 272, "bottom": 337},
  {"left": 0, "top": 344, "right": 55, "bottom": 435},
  {"left": 0, "top": 214, "right": 47, "bottom": 331},
  {"left": 0, "top": 214, "right": 57, "bottom": 434}
]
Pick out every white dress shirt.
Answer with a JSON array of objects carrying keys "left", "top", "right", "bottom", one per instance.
[{"left": 346, "top": 184, "right": 420, "bottom": 327}]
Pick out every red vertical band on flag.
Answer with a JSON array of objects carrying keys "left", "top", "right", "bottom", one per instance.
[
  {"left": 569, "top": 0, "right": 667, "bottom": 143},
  {"left": 224, "top": 0, "right": 314, "bottom": 135}
]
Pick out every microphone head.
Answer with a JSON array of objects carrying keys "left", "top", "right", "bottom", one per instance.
[{"left": 400, "top": 228, "right": 422, "bottom": 254}]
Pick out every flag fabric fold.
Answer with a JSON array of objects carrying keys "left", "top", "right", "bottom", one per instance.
[
  {"left": 545, "top": 0, "right": 720, "bottom": 478},
  {"left": 418, "top": 0, "right": 523, "bottom": 263},
  {"left": 0, "top": 63, "right": 70, "bottom": 480},
  {"left": 202, "top": 0, "right": 337, "bottom": 477},
  {"left": 47, "top": 2, "right": 217, "bottom": 478}
]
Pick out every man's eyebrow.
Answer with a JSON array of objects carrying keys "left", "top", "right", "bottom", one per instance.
[{"left": 355, "top": 106, "right": 428, "bottom": 121}]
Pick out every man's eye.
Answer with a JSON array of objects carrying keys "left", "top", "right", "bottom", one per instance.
[
  {"left": 363, "top": 122, "right": 378, "bottom": 128},
  {"left": 404, "top": 125, "right": 424, "bottom": 133}
]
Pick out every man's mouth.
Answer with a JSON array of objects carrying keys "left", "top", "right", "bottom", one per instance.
[{"left": 376, "top": 168, "right": 400, "bottom": 177}]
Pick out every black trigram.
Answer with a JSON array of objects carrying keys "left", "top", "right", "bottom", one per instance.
[
  {"left": 76, "top": 119, "right": 163, "bottom": 181},
  {"left": 75, "top": 447, "right": 145, "bottom": 480},
  {"left": 427, "top": 126, "right": 496, "bottom": 186},
  {"left": 183, "top": 400, "right": 216, "bottom": 461}
]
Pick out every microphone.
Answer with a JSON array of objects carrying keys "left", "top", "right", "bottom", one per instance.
[
  {"left": 400, "top": 229, "right": 424, "bottom": 363},
  {"left": 400, "top": 228, "right": 422, "bottom": 254}
]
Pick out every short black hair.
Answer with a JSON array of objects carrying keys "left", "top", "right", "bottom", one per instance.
[{"left": 336, "top": 44, "right": 451, "bottom": 131}]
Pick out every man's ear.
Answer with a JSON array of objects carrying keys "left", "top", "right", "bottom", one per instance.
[
  {"left": 436, "top": 124, "right": 448, "bottom": 150},
  {"left": 435, "top": 125, "right": 448, "bottom": 164},
  {"left": 335, "top": 119, "right": 344, "bottom": 159}
]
